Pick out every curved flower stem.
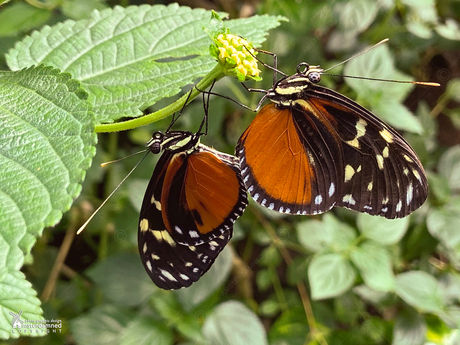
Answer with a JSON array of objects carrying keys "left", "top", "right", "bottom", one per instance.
[{"left": 94, "top": 65, "right": 226, "bottom": 133}]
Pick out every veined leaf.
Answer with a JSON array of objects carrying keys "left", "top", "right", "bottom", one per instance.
[{"left": 6, "top": 4, "right": 285, "bottom": 123}]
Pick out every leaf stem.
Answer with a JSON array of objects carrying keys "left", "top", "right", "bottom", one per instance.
[{"left": 94, "top": 65, "right": 225, "bottom": 133}]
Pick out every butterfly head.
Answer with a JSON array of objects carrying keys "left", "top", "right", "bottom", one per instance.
[
  {"left": 147, "top": 131, "right": 200, "bottom": 155},
  {"left": 267, "top": 63, "right": 324, "bottom": 105}
]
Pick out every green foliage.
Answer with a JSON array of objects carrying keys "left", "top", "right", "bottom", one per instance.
[{"left": 0, "top": 0, "right": 460, "bottom": 344}]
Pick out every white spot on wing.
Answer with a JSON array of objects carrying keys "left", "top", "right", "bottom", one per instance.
[
  {"left": 396, "top": 200, "right": 402, "bottom": 212},
  {"left": 406, "top": 183, "right": 414, "bottom": 205},
  {"left": 146, "top": 261, "right": 152, "bottom": 271},
  {"left": 140, "top": 219, "right": 149, "bottom": 232},
  {"left": 315, "top": 195, "right": 323, "bottom": 205},
  {"left": 189, "top": 230, "right": 199, "bottom": 238},
  {"left": 160, "top": 269, "right": 177, "bottom": 282},
  {"left": 329, "top": 183, "right": 335, "bottom": 197},
  {"left": 342, "top": 194, "right": 356, "bottom": 205}
]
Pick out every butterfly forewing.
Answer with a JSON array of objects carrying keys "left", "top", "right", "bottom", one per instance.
[
  {"left": 306, "top": 86, "right": 428, "bottom": 218},
  {"left": 138, "top": 150, "right": 235, "bottom": 290},
  {"left": 237, "top": 103, "right": 343, "bottom": 215}
]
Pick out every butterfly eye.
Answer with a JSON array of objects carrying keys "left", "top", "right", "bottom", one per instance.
[
  {"left": 149, "top": 132, "right": 164, "bottom": 154},
  {"left": 296, "top": 62, "right": 310, "bottom": 75},
  {"left": 308, "top": 71, "right": 321, "bottom": 83}
]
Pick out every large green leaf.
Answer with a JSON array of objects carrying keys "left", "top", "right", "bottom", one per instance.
[
  {"left": 0, "top": 66, "right": 95, "bottom": 262},
  {"left": 6, "top": 4, "right": 285, "bottom": 123},
  {"left": 202, "top": 301, "right": 267, "bottom": 345},
  {"left": 0, "top": 66, "right": 95, "bottom": 339},
  {"left": 0, "top": 270, "right": 44, "bottom": 339}
]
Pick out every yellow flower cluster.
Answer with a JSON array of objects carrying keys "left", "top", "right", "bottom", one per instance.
[{"left": 215, "top": 34, "right": 260, "bottom": 80}]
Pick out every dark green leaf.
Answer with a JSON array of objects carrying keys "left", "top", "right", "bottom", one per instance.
[
  {"left": 86, "top": 252, "right": 155, "bottom": 307},
  {"left": 393, "top": 307, "right": 426, "bottom": 345}
]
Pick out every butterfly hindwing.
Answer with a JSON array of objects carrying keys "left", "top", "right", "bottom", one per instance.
[
  {"left": 163, "top": 145, "right": 248, "bottom": 245},
  {"left": 138, "top": 150, "right": 234, "bottom": 290}
]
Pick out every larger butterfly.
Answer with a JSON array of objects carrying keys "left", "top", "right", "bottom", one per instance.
[
  {"left": 139, "top": 111, "right": 248, "bottom": 289},
  {"left": 236, "top": 62, "right": 428, "bottom": 219}
]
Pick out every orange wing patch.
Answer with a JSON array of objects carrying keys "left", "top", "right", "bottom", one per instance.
[
  {"left": 185, "top": 151, "right": 241, "bottom": 234},
  {"left": 240, "top": 103, "right": 315, "bottom": 205},
  {"left": 160, "top": 153, "right": 186, "bottom": 233}
]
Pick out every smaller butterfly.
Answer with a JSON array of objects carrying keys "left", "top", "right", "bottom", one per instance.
[{"left": 138, "top": 91, "right": 248, "bottom": 289}]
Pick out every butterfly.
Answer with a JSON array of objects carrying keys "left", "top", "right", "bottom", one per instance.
[
  {"left": 236, "top": 60, "right": 428, "bottom": 219},
  {"left": 138, "top": 94, "right": 248, "bottom": 290}
]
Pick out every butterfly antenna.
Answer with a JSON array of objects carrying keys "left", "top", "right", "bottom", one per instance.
[
  {"left": 243, "top": 45, "right": 288, "bottom": 82},
  {"left": 197, "top": 80, "right": 215, "bottom": 135},
  {"left": 166, "top": 87, "right": 195, "bottom": 132},
  {"left": 76, "top": 150, "right": 150, "bottom": 235},
  {"left": 194, "top": 84, "right": 255, "bottom": 112},
  {"left": 323, "top": 38, "right": 390, "bottom": 73},
  {"left": 322, "top": 73, "right": 440, "bottom": 86},
  {"left": 101, "top": 149, "right": 149, "bottom": 167}
]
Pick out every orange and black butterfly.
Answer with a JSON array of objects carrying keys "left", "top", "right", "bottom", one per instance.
[
  {"left": 139, "top": 97, "right": 248, "bottom": 290},
  {"left": 237, "top": 61, "right": 428, "bottom": 219}
]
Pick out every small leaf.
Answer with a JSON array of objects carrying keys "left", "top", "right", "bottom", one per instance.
[
  {"left": 61, "top": 0, "right": 108, "bottom": 20},
  {"left": 296, "top": 219, "right": 333, "bottom": 252},
  {"left": 7, "top": 5, "right": 284, "bottom": 123},
  {"left": 176, "top": 246, "right": 233, "bottom": 310},
  {"left": 444, "top": 79, "right": 460, "bottom": 103},
  {"left": 438, "top": 145, "right": 460, "bottom": 192},
  {"left": 0, "top": 270, "right": 44, "bottom": 339},
  {"left": 0, "top": 2, "right": 51, "bottom": 37},
  {"left": 435, "top": 19, "right": 460, "bottom": 41},
  {"left": 308, "top": 253, "right": 356, "bottom": 300},
  {"left": 427, "top": 197, "right": 460, "bottom": 248},
  {"left": 336, "top": 0, "right": 379, "bottom": 34},
  {"left": 119, "top": 317, "right": 173, "bottom": 345},
  {"left": 373, "top": 101, "right": 423, "bottom": 134},
  {"left": 203, "top": 301, "right": 267, "bottom": 345},
  {"left": 407, "top": 21, "right": 433, "bottom": 39},
  {"left": 71, "top": 305, "right": 134, "bottom": 345},
  {"left": 357, "top": 213, "right": 409, "bottom": 245},
  {"left": 350, "top": 241, "right": 395, "bottom": 292},
  {"left": 353, "top": 284, "right": 389, "bottom": 305},
  {"left": 395, "top": 271, "right": 445, "bottom": 313},
  {"left": 393, "top": 307, "right": 427, "bottom": 345},
  {"left": 86, "top": 253, "right": 155, "bottom": 307}
]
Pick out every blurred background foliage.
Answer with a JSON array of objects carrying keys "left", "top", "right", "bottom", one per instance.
[{"left": 1, "top": 0, "right": 460, "bottom": 344}]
